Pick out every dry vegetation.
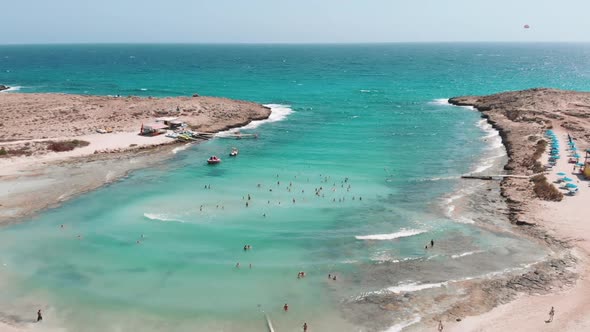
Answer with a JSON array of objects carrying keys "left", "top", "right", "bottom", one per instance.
[
  {"left": 45, "top": 140, "right": 90, "bottom": 152},
  {"left": 531, "top": 175, "right": 564, "bottom": 202}
]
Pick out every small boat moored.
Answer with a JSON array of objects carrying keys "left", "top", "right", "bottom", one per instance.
[
  {"left": 229, "top": 147, "right": 239, "bottom": 157},
  {"left": 207, "top": 156, "right": 221, "bottom": 164}
]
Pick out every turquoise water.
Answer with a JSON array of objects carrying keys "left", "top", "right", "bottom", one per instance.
[{"left": 1, "top": 44, "right": 590, "bottom": 331}]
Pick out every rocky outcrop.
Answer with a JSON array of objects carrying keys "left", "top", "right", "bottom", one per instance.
[
  {"left": 449, "top": 88, "right": 590, "bottom": 224},
  {"left": 0, "top": 85, "right": 9, "bottom": 92}
]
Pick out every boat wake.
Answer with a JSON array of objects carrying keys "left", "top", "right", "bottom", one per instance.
[
  {"left": 355, "top": 229, "right": 426, "bottom": 241},
  {"left": 143, "top": 213, "right": 185, "bottom": 223}
]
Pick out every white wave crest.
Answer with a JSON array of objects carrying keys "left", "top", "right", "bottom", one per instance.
[
  {"left": 451, "top": 250, "right": 483, "bottom": 259},
  {"left": 143, "top": 213, "right": 185, "bottom": 223},
  {"left": 387, "top": 281, "right": 447, "bottom": 294},
  {"left": 430, "top": 98, "right": 451, "bottom": 106},
  {"left": 172, "top": 143, "right": 191, "bottom": 154},
  {"left": 215, "top": 104, "right": 293, "bottom": 137},
  {"left": 384, "top": 316, "right": 422, "bottom": 332},
  {"left": 0, "top": 86, "right": 21, "bottom": 93},
  {"left": 356, "top": 229, "right": 426, "bottom": 241}
]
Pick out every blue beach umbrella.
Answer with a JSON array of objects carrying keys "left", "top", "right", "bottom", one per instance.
[
  {"left": 574, "top": 154, "right": 581, "bottom": 158},
  {"left": 571, "top": 147, "right": 578, "bottom": 151},
  {"left": 562, "top": 177, "right": 573, "bottom": 182},
  {"left": 565, "top": 183, "right": 578, "bottom": 189},
  {"left": 577, "top": 163, "right": 585, "bottom": 167},
  {"left": 557, "top": 172, "right": 566, "bottom": 176}
]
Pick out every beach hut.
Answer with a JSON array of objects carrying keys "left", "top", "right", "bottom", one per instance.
[{"left": 140, "top": 122, "right": 168, "bottom": 136}]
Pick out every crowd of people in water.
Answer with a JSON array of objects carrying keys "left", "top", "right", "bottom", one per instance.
[{"left": 55, "top": 172, "right": 371, "bottom": 331}]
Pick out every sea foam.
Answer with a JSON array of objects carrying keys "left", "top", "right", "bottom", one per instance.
[
  {"left": 143, "top": 213, "right": 185, "bottom": 223},
  {"left": 355, "top": 229, "right": 426, "bottom": 241},
  {"left": 0, "top": 86, "right": 22, "bottom": 93},
  {"left": 385, "top": 317, "right": 422, "bottom": 332},
  {"left": 215, "top": 104, "right": 293, "bottom": 137}
]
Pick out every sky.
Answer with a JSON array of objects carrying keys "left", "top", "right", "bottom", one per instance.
[{"left": 1, "top": 0, "right": 589, "bottom": 44}]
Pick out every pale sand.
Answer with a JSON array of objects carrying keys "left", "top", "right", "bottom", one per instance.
[
  {"left": 0, "top": 131, "right": 174, "bottom": 177},
  {"left": 0, "top": 93, "right": 271, "bottom": 225},
  {"left": 447, "top": 129, "right": 590, "bottom": 332}
]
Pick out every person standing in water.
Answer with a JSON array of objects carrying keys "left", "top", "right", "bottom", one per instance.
[
  {"left": 431, "top": 239, "right": 434, "bottom": 248},
  {"left": 283, "top": 303, "right": 289, "bottom": 312},
  {"left": 303, "top": 322, "right": 308, "bottom": 331},
  {"left": 37, "top": 309, "right": 42, "bottom": 322}
]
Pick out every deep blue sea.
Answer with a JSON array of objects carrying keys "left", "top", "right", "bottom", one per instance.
[{"left": 1, "top": 43, "right": 590, "bottom": 331}]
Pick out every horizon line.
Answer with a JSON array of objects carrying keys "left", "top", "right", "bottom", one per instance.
[{"left": 2, "top": 41, "right": 590, "bottom": 46}]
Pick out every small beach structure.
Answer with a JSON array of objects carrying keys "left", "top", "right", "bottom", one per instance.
[
  {"left": 140, "top": 122, "right": 168, "bottom": 136},
  {"left": 155, "top": 117, "right": 184, "bottom": 129}
]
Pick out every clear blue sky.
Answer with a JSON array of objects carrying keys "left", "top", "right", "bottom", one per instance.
[{"left": 1, "top": 0, "right": 589, "bottom": 44}]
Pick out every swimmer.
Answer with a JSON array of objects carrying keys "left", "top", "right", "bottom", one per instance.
[
  {"left": 246, "top": 202, "right": 249, "bottom": 207},
  {"left": 283, "top": 303, "right": 289, "bottom": 312},
  {"left": 236, "top": 262, "right": 240, "bottom": 268}
]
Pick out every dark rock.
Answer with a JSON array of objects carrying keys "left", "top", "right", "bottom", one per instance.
[{"left": 0, "top": 85, "right": 9, "bottom": 92}]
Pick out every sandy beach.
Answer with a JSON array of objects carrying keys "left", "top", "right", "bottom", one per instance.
[
  {"left": 0, "top": 92, "right": 271, "bottom": 225},
  {"left": 442, "top": 89, "right": 590, "bottom": 331}
]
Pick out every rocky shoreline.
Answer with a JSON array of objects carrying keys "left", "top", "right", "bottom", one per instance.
[
  {"left": 438, "top": 88, "right": 590, "bottom": 330},
  {"left": 0, "top": 85, "right": 9, "bottom": 92}
]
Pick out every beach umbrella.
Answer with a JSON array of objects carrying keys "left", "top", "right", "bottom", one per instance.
[
  {"left": 577, "top": 163, "right": 585, "bottom": 167},
  {"left": 574, "top": 154, "right": 581, "bottom": 158},
  {"left": 562, "top": 177, "right": 573, "bottom": 182},
  {"left": 571, "top": 147, "right": 578, "bottom": 151},
  {"left": 557, "top": 172, "right": 566, "bottom": 176},
  {"left": 565, "top": 183, "right": 578, "bottom": 189}
]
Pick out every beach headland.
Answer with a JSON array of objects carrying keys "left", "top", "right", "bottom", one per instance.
[
  {"left": 440, "top": 88, "right": 590, "bottom": 331},
  {"left": 0, "top": 92, "right": 271, "bottom": 225}
]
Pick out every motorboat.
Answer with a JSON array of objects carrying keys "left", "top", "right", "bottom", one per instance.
[
  {"left": 229, "top": 148, "right": 239, "bottom": 157},
  {"left": 207, "top": 156, "right": 221, "bottom": 164}
]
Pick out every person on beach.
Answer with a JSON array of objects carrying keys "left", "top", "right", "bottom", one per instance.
[
  {"left": 431, "top": 239, "right": 434, "bottom": 248},
  {"left": 303, "top": 322, "right": 308, "bottom": 331},
  {"left": 328, "top": 274, "right": 331, "bottom": 279},
  {"left": 546, "top": 306, "right": 555, "bottom": 323},
  {"left": 332, "top": 275, "right": 337, "bottom": 281},
  {"left": 283, "top": 303, "right": 289, "bottom": 312},
  {"left": 437, "top": 320, "right": 443, "bottom": 331},
  {"left": 37, "top": 309, "right": 42, "bottom": 322}
]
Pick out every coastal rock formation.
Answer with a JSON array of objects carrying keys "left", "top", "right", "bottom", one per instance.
[
  {"left": 450, "top": 88, "right": 590, "bottom": 221},
  {"left": 0, "top": 85, "right": 9, "bottom": 92},
  {"left": 0, "top": 93, "right": 270, "bottom": 141}
]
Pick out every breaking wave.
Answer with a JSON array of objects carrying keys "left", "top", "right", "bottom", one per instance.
[
  {"left": 143, "top": 213, "right": 185, "bottom": 223},
  {"left": 355, "top": 229, "right": 426, "bottom": 241}
]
